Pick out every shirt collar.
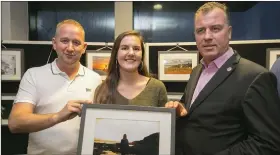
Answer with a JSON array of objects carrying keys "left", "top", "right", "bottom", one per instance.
[
  {"left": 51, "top": 59, "right": 85, "bottom": 76},
  {"left": 201, "top": 47, "right": 234, "bottom": 69}
]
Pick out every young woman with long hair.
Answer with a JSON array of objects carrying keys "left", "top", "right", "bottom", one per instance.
[{"left": 94, "top": 30, "right": 167, "bottom": 107}]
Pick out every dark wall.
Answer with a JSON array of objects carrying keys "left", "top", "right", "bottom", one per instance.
[
  {"left": 258, "top": 2, "right": 280, "bottom": 39},
  {"left": 134, "top": 1, "right": 280, "bottom": 42},
  {"left": 28, "top": 1, "right": 115, "bottom": 42},
  {"left": 1, "top": 126, "right": 29, "bottom": 155}
]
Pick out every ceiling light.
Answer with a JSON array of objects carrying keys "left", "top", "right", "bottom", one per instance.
[{"left": 153, "top": 4, "right": 162, "bottom": 10}]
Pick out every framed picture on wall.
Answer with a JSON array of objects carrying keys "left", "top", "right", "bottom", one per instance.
[
  {"left": 1, "top": 93, "right": 16, "bottom": 125},
  {"left": 1, "top": 48, "right": 24, "bottom": 81},
  {"left": 266, "top": 48, "right": 280, "bottom": 69},
  {"left": 86, "top": 50, "right": 111, "bottom": 80},
  {"left": 158, "top": 51, "right": 198, "bottom": 81},
  {"left": 77, "top": 104, "right": 175, "bottom": 155}
]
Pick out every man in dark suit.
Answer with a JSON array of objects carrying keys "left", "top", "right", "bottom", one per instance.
[{"left": 165, "top": 2, "right": 280, "bottom": 155}]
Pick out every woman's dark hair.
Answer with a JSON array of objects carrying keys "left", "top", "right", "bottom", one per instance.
[{"left": 94, "top": 30, "right": 149, "bottom": 104}]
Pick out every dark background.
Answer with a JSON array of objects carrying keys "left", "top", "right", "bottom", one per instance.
[
  {"left": 27, "top": 1, "right": 280, "bottom": 42},
  {"left": 134, "top": 1, "right": 280, "bottom": 42},
  {"left": 28, "top": 1, "right": 115, "bottom": 42}
]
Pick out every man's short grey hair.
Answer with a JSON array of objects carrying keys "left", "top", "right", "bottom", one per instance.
[{"left": 195, "top": 2, "right": 230, "bottom": 25}]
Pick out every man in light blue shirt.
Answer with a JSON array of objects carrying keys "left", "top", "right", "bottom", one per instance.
[{"left": 271, "top": 58, "right": 280, "bottom": 96}]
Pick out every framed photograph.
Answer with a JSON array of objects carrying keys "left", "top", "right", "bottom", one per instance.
[
  {"left": 1, "top": 93, "right": 16, "bottom": 126},
  {"left": 1, "top": 48, "right": 24, "bottom": 81},
  {"left": 167, "top": 92, "right": 184, "bottom": 101},
  {"left": 158, "top": 51, "right": 198, "bottom": 81},
  {"left": 77, "top": 104, "right": 175, "bottom": 155},
  {"left": 266, "top": 48, "right": 280, "bottom": 69},
  {"left": 86, "top": 50, "right": 111, "bottom": 80}
]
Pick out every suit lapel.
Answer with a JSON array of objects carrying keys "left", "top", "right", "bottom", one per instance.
[
  {"left": 185, "top": 64, "right": 203, "bottom": 111},
  {"left": 188, "top": 52, "right": 241, "bottom": 114}
]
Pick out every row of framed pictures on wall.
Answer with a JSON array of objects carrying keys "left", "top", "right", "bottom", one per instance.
[
  {"left": 86, "top": 50, "right": 199, "bottom": 81},
  {"left": 1, "top": 48, "right": 280, "bottom": 81}
]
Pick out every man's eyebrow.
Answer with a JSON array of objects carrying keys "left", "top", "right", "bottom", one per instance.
[
  {"left": 195, "top": 27, "right": 205, "bottom": 31},
  {"left": 59, "top": 37, "right": 69, "bottom": 40},
  {"left": 211, "top": 24, "right": 224, "bottom": 27}
]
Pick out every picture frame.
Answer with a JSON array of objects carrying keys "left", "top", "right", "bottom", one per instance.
[
  {"left": 266, "top": 48, "right": 280, "bottom": 69},
  {"left": 1, "top": 48, "right": 24, "bottom": 81},
  {"left": 158, "top": 51, "right": 198, "bottom": 81},
  {"left": 167, "top": 92, "right": 184, "bottom": 101},
  {"left": 86, "top": 50, "right": 111, "bottom": 80},
  {"left": 1, "top": 93, "right": 16, "bottom": 126},
  {"left": 77, "top": 104, "right": 175, "bottom": 155}
]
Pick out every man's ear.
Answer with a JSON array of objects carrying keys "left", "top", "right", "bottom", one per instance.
[
  {"left": 228, "top": 26, "right": 232, "bottom": 40},
  {"left": 82, "top": 42, "right": 88, "bottom": 54},
  {"left": 52, "top": 37, "right": 57, "bottom": 50}
]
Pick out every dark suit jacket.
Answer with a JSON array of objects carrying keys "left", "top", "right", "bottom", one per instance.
[{"left": 176, "top": 51, "right": 280, "bottom": 155}]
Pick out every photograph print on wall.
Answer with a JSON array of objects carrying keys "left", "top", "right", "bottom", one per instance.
[
  {"left": 86, "top": 50, "right": 111, "bottom": 80},
  {"left": 1, "top": 48, "right": 24, "bottom": 81}
]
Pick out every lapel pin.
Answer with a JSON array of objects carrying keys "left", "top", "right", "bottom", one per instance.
[{"left": 227, "top": 67, "right": 232, "bottom": 72}]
